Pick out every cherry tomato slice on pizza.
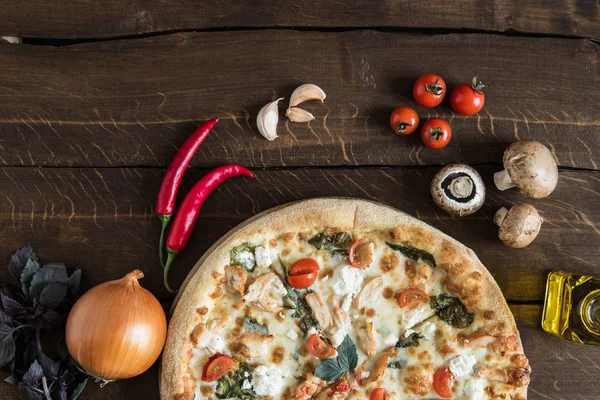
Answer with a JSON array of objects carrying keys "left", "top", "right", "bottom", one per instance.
[
  {"left": 370, "top": 388, "right": 386, "bottom": 400},
  {"left": 433, "top": 367, "right": 454, "bottom": 398},
  {"left": 397, "top": 288, "right": 430, "bottom": 308},
  {"left": 307, "top": 334, "right": 337, "bottom": 359},
  {"left": 202, "top": 354, "right": 236, "bottom": 382},
  {"left": 287, "top": 258, "right": 320, "bottom": 289}
]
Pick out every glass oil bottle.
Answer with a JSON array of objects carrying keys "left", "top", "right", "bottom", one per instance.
[{"left": 542, "top": 270, "right": 600, "bottom": 345}]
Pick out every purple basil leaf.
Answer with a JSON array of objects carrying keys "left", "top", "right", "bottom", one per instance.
[
  {"left": 25, "top": 386, "right": 44, "bottom": 400},
  {"left": 40, "top": 282, "right": 68, "bottom": 309},
  {"left": 37, "top": 350, "right": 61, "bottom": 378},
  {"left": 0, "top": 307, "right": 12, "bottom": 325},
  {"left": 60, "top": 383, "right": 68, "bottom": 400},
  {"left": 4, "top": 374, "right": 19, "bottom": 384},
  {"left": 67, "top": 269, "right": 82, "bottom": 299},
  {"left": 23, "top": 360, "right": 44, "bottom": 386},
  {"left": 0, "top": 323, "right": 16, "bottom": 367},
  {"left": 1, "top": 293, "right": 25, "bottom": 317},
  {"left": 20, "top": 259, "right": 41, "bottom": 299},
  {"left": 71, "top": 378, "right": 88, "bottom": 400},
  {"left": 29, "top": 264, "right": 68, "bottom": 299},
  {"left": 43, "top": 309, "right": 62, "bottom": 323},
  {"left": 9, "top": 243, "right": 38, "bottom": 280}
]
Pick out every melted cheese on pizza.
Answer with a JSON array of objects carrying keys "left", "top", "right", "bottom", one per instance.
[{"left": 188, "top": 228, "right": 530, "bottom": 400}]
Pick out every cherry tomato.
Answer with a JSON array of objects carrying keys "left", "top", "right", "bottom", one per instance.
[
  {"left": 389, "top": 107, "right": 419, "bottom": 135},
  {"left": 349, "top": 238, "right": 372, "bottom": 269},
  {"left": 450, "top": 76, "right": 485, "bottom": 115},
  {"left": 413, "top": 74, "right": 447, "bottom": 108},
  {"left": 420, "top": 118, "right": 452, "bottom": 149},
  {"left": 397, "top": 288, "right": 430, "bottom": 309},
  {"left": 202, "top": 354, "right": 236, "bottom": 382},
  {"left": 307, "top": 334, "right": 337, "bottom": 359},
  {"left": 370, "top": 388, "right": 386, "bottom": 400},
  {"left": 287, "top": 258, "right": 319, "bottom": 289},
  {"left": 433, "top": 367, "right": 454, "bottom": 398}
]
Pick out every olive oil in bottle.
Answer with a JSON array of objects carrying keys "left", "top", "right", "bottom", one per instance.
[{"left": 542, "top": 270, "right": 600, "bottom": 345}]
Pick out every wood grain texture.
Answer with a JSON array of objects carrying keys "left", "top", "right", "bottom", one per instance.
[
  {"left": 0, "top": 31, "right": 598, "bottom": 169},
  {"left": 0, "top": 166, "right": 597, "bottom": 301},
  {"left": 1, "top": 0, "right": 599, "bottom": 39},
  {"left": 3, "top": 305, "right": 599, "bottom": 399}
]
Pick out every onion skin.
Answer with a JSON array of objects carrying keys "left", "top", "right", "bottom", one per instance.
[{"left": 66, "top": 270, "right": 167, "bottom": 380}]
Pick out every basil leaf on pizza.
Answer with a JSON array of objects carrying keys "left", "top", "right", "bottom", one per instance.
[
  {"left": 314, "top": 335, "right": 357, "bottom": 382},
  {"left": 161, "top": 199, "right": 530, "bottom": 400}
]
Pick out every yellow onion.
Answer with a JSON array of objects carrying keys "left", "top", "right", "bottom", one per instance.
[{"left": 66, "top": 270, "right": 167, "bottom": 381}]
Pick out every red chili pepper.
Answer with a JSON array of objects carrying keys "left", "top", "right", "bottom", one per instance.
[
  {"left": 156, "top": 118, "right": 218, "bottom": 268},
  {"left": 163, "top": 164, "right": 254, "bottom": 292}
]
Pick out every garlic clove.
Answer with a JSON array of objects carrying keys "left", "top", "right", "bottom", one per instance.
[
  {"left": 256, "top": 98, "right": 283, "bottom": 141},
  {"left": 289, "top": 84, "right": 326, "bottom": 108},
  {"left": 286, "top": 107, "right": 315, "bottom": 123}
]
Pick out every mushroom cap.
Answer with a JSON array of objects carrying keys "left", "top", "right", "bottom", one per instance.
[
  {"left": 431, "top": 164, "right": 485, "bottom": 217},
  {"left": 503, "top": 140, "right": 558, "bottom": 198},
  {"left": 497, "top": 204, "right": 543, "bottom": 248}
]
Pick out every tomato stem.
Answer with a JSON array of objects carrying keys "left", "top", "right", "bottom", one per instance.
[
  {"left": 395, "top": 121, "right": 412, "bottom": 134},
  {"left": 471, "top": 76, "right": 486, "bottom": 94},
  {"left": 429, "top": 127, "right": 444, "bottom": 141},
  {"left": 426, "top": 78, "right": 444, "bottom": 95}
]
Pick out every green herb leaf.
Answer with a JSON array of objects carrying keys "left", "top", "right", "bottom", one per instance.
[
  {"left": 314, "top": 335, "right": 357, "bottom": 382},
  {"left": 337, "top": 335, "right": 358, "bottom": 371},
  {"left": 387, "top": 359, "right": 407, "bottom": 369},
  {"left": 314, "top": 358, "right": 344, "bottom": 382},
  {"left": 386, "top": 242, "right": 436, "bottom": 268},
  {"left": 20, "top": 259, "right": 40, "bottom": 299},
  {"left": 332, "top": 232, "right": 353, "bottom": 249},
  {"left": 230, "top": 243, "right": 256, "bottom": 271},
  {"left": 395, "top": 332, "right": 423, "bottom": 348},
  {"left": 9, "top": 244, "right": 38, "bottom": 280},
  {"left": 308, "top": 232, "right": 353, "bottom": 251},
  {"left": 430, "top": 293, "right": 474, "bottom": 328},
  {"left": 29, "top": 264, "right": 68, "bottom": 299},
  {"left": 243, "top": 318, "right": 269, "bottom": 335},
  {"left": 0, "top": 323, "right": 16, "bottom": 368},
  {"left": 4, "top": 374, "right": 19, "bottom": 384},
  {"left": 215, "top": 363, "right": 257, "bottom": 400}
]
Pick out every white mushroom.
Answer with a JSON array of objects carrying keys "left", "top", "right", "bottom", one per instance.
[
  {"left": 494, "top": 204, "right": 543, "bottom": 248},
  {"left": 494, "top": 140, "right": 558, "bottom": 198},
  {"left": 431, "top": 164, "right": 485, "bottom": 217}
]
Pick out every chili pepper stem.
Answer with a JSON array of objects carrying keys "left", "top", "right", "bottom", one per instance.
[
  {"left": 158, "top": 214, "right": 171, "bottom": 269},
  {"left": 163, "top": 249, "right": 179, "bottom": 293}
]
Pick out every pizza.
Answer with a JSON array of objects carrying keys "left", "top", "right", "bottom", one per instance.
[{"left": 161, "top": 198, "right": 530, "bottom": 400}]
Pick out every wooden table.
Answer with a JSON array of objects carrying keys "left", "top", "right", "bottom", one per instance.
[{"left": 1, "top": 1, "right": 599, "bottom": 399}]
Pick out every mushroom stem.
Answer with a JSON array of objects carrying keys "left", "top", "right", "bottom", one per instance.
[
  {"left": 494, "top": 207, "right": 509, "bottom": 226},
  {"left": 494, "top": 170, "right": 516, "bottom": 191},
  {"left": 449, "top": 176, "right": 473, "bottom": 198}
]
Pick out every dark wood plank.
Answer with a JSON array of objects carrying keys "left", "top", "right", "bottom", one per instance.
[
  {"left": 1, "top": 0, "right": 599, "bottom": 39},
  {"left": 0, "top": 166, "right": 597, "bottom": 301},
  {"left": 3, "top": 305, "right": 599, "bottom": 399},
  {"left": 0, "top": 31, "right": 598, "bottom": 169}
]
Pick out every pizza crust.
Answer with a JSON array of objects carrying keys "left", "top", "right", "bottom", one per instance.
[{"left": 160, "top": 197, "right": 526, "bottom": 399}]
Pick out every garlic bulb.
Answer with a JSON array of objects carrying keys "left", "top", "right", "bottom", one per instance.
[
  {"left": 286, "top": 107, "right": 315, "bottom": 123},
  {"left": 289, "top": 84, "right": 326, "bottom": 108},
  {"left": 257, "top": 98, "right": 283, "bottom": 141}
]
